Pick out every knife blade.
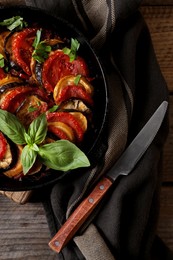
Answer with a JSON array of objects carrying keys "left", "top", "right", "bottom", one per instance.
[{"left": 49, "top": 101, "right": 168, "bottom": 253}]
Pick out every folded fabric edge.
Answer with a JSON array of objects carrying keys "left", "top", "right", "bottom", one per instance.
[{"left": 74, "top": 223, "right": 116, "bottom": 260}]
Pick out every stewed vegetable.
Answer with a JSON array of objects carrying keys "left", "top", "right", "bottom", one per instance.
[{"left": 0, "top": 16, "right": 94, "bottom": 179}]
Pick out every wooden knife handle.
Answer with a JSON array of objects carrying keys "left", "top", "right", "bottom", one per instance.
[{"left": 48, "top": 176, "right": 113, "bottom": 253}]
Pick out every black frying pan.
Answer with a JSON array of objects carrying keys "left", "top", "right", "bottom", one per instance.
[{"left": 0, "top": 6, "right": 108, "bottom": 191}]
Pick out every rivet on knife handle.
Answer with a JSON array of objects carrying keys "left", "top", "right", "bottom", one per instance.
[{"left": 49, "top": 176, "right": 113, "bottom": 253}]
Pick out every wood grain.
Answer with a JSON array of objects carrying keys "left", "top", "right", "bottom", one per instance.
[
  {"left": 162, "top": 96, "right": 173, "bottom": 182},
  {"left": 141, "top": 5, "right": 173, "bottom": 92},
  {"left": 158, "top": 186, "right": 173, "bottom": 250},
  {"left": 140, "top": 6, "right": 173, "bottom": 181},
  {"left": 142, "top": 0, "right": 173, "bottom": 5},
  {"left": 0, "top": 195, "right": 56, "bottom": 259},
  {"left": 140, "top": 3, "right": 173, "bottom": 252}
]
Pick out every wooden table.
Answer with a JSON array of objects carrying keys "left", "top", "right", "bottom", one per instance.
[
  {"left": 0, "top": 1, "right": 173, "bottom": 259},
  {"left": 141, "top": 0, "right": 173, "bottom": 251}
]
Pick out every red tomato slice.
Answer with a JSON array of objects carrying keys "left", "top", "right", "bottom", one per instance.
[
  {"left": 48, "top": 121, "right": 75, "bottom": 142},
  {"left": 0, "top": 132, "right": 7, "bottom": 160},
  {"left": 42, "top": 50, "right": 89, "bottom": 93},
  {"left": 0, "top": 68, "right": 6, "bottom": 80},
  {"left": 0, "top": 85, "right": 51, "bottom": 113},
  {"left": 47, "top": 112, "right": 84, "bottom": 142},
  {"left": 48, "top": 125, "right": 70, "bottom": 141},
  {"left": 12, "top": 28, "right": 37, "bottom": 76},
  {"left": 55, "top": 85, "right": 93, "bottom": 106}
]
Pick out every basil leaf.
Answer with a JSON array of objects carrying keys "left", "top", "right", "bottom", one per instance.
[
  {"left": 0, "top": 54, "right": 5, "bottom": 68},
  {"left": 62, "top": 47, "right": 71, "bottom": 55},
  {"left": 21, "top": 145, "right": 37, "bottom": 175},
  {"left": 27, "top": 113, "right": 47, "bottom": 144},
  {"left": 71, "top": 38, "right": 80, "bottom": 52},
  {"left": 32, "top": 143, "right": 39, "bottom": 152},
  {"left": 48, "top": 105, "right": 59, "bottom": 112},
  {"left": 32, "top": 29, "right": 42, "bottom": 48},
  {"left": 24, "top": 132, "right": 32, "bottom": 145},
  {"left": 0, "top": 16, "right": 28, "bottom": 31},
  {"left": 74, "top": 75, "right": 81, "bottom": 85},
  {"left": 0, "top": 109, "right": 26, "bottom": 144},
  {"left": 38, "top": 140, "right": 90, "bottom": 171},
  {"left": 32, "top": 54, "right": 45, "bottom": 63},
  {"left": 0, "top": 17, "right": 16, "bottom": 26},
  {"left": 28, "top": 106, "right": 38, "bottom": 112},
  {"left": 32, "top": 30, "right": 51, "bottom": 63},
  {"left": 62, "top": 38, "right": 80, "bottom": 62}
]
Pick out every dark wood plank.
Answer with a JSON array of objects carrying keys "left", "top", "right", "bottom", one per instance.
[
  {"left": 1, "top": 185, "right": 173, "bottom": 258},
  {"left": 158, "top": 186, "right": 173, "bottom": 250},
  {"left": 162, "top": 96, "right": 173, "bottom": 182},
  {"left": 142, "top": 0, "right": 173, "bottom": 5},
  {"left": 140, "top": 6, "right": 173, "bottom": 92},
  {"left": 0, "top": 195, "right": 56, "bottom": 259},
  {"left": 140, "top": 5, "right": 173, "bottom": 182}
]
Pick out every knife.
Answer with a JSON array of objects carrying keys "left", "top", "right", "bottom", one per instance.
[{"left": 49, "top": 101, "right": 168, "bottom": 253}]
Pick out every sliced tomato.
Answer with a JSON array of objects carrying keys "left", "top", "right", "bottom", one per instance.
[
  {"left": 0, "top": 132, "right": 7, "bottom": 160},
  {"left": 48, "top": 125, "right": 71, "bottom": 141},
  {"left": 0, "top": 68, "right": 6, "bottom": 80},
  {"left": 48, "top": 121, "right": 75, "bottom": 142},
  {"left": 53, "top": 75, "right": 93, "bottom": 105},
  {"left": 46, "top": 112, "right": 85, "bottom": 142},
  {"left": 55, "top": 85, "right": 93, "bottom": 106},
  {"left": 54, "top": 75, "right": 93, "bottom": 97},
  {"left": 42, "top": 50, "right": 89, "bottom": 93},
  {"left": 69, "top": 112, "right": 87, "bottom": 132},
  {"left": 12, "top": 28, "right": 37, "bottom": 76},
  {"left": 0, "top": 85, "right": 51, "bottom": 113}
]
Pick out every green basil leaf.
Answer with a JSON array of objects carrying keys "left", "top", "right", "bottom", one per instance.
[
  {"left": 62, "top": 38, "right": 80, "bottom": 62},
  {"left": 32, "top": 143, "right": 39, "bottom": 152},
  {"left": 28, "top": 106, "right": 38, "bottom": 112},
  {"left": 0, "top": 17, "right": 16, "bottom": 26},
  {"left": 74, "top": 74, "right": 81, "bottom": 85},
  {"left": 0, "top": 109, "right": 26, "bottom": 144},
  {"left": 32, "top": 30, "right": 51, "bottom": 63},
  {"left": 0, "top": 16, "right": 28, "bottom": 31},
  {"left": 38, "top": 140, "right": 90, "bottom": 171},
  {"left": 32, "top": 29, "right": 42, "bottom": 48},
  {"left": 48, "top": 105, "right": 59, "bottom": 112},
  {"left": 62, "top": 47, "right": 71, "bottom": 55},
  {"left": 71, "top": 38, "right": 80, "bottom": 53},
  {"left": 7, "top": 17, "right": 23, "bottom": 31},
  {"left": 0, "top": 57, "right": 4, "bottom": 68},
  {"left": 24, "top": 132, "right": 32, "bottom": 145},
  {"left": 0, "top": 54, "right": 6, "bottom": 69},
  {"left": 32, "top": 54, "right": 45, "bottom": 63},
  {"left": 27, "top": 113, "right": 47, "bottom": 144},
  {"left": 21, "top": 145, "right": 37, "bottom": 175}
]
